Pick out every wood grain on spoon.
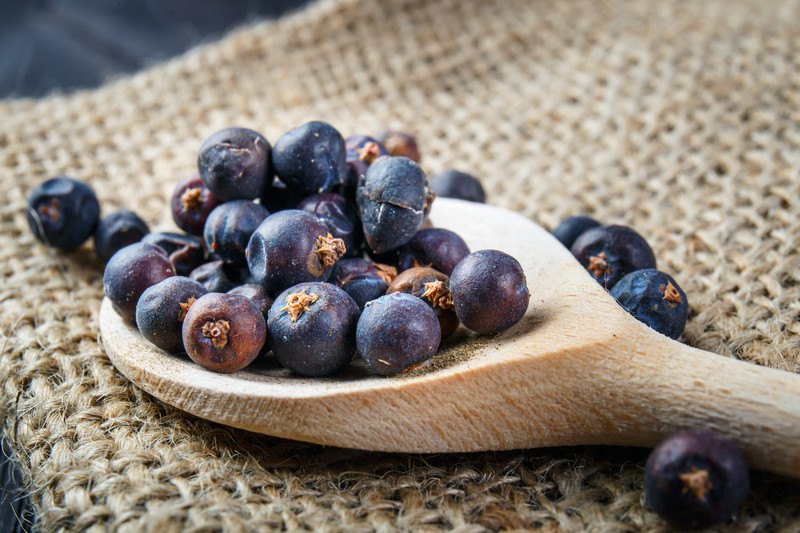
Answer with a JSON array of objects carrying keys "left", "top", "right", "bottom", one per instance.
[{"left": 100, "top": 198, "right": 800, "bottom": 478}]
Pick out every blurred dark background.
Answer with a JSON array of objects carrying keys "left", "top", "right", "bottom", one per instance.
[
  {"left": 0, "top": 2, "right": 309, "bottom": 531},
  {"left": 0, "top": 0, "right": 310, "bottom": 98}
]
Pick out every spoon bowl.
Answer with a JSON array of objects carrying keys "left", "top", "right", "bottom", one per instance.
[{"left": 100, "top": 199, "right": 800, "bottom": 477}]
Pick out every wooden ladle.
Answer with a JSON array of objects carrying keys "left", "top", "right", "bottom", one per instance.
[{"left": 100, "top": 199, "right": 800, "bottom": 478}]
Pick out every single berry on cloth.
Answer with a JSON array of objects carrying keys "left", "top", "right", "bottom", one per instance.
[
  {"left": 298, "top": 193, "right": 363, "bottom": 258},
  {"left": 267, "top": 282, "right": 360, "bottom": 377},
  {"left": 377, "top": 130, "right": 420, "bottom": 162},
  {"left": 198, "top": 127, "right": 271, "bottom": 201},
  {"left": 247, "top": 210, "right": 346, "bottom": 295},
  {"left": 551, "top": 215, "right": 600, "bottom": 249},
  {"left": 342, "top": 135, "right": 388, "bottom": 199},
  {"left": 190, "top": 260, "right": 249, "bottom": 293},
  {"left": 357, "top": 156, "right": 431, "bottom": 254},
  {"left": 142, "top": 232, "right": 205, "bottom": 276},
  {"left": 103, "top": 243, "right": 176, "bottom": 323},
  {"left": 170, "top": 174, "right": 221, "bottom": 235},
  {"left": 570, "top": 225, "right": 656, "bottom": 289},
  {"left": 26, "top": 176, "right": 100, "bottom": 250},
  {"left": 330, "top": 258, "right": 394, "bottom": 310},
  {"left": 357, "top": 292, "right": 441, "bottom": 376},
  {"left": 203, "top": 200, "right": 269, "bottom": 266},
  {"left": 94, "top": 209, "right": 150, "bottom": 262},
  {"left": 645, "top": 430, "right": 750, "bottom": 530},
  {"left": 182, "top": 293, "right": 266, "bottom": 373},
  {"left": 428, "top": 169, "right": 486, "bottom": 203},
  {"left": 611, "top": 269, "right": 689, "bottom": 339},
  {"left": 393, "top": 228, "right": 470, "bottom": 275},
  {"left": 387, "top": 267, "right": 459, "bottom": 339},
  {"left": 136, "top": 277, "right": 208, "bottom": 354},
  {"left": 450, "top": 250, "right": 529, "bottom": 335},
  {"left": 271, "top": 121, "right": 348, "bottom": 195}
]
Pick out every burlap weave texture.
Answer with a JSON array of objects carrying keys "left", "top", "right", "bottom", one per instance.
[{"left": 1, "top": 0, "right": 800, "bottom": 530}]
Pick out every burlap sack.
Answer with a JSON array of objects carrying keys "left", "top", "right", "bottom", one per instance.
[{"left": 2, "top": 0, "right": 799, "bottom": 530}]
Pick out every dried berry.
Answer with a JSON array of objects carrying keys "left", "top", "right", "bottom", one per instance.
[
  {"left": 103, "top": 243, "right": 176, "bottom": 323},
  {"left": 26, "top": 176, "right": 100, "bottom": 250},
  {"left": 247, "top": 210, "right": 346, "bottom": 295},
  {"left": 170, "top": 174, "right": 221, "bottom": 235},
  {"left": 357, "top": 156, "right": 430, "bottom": 254},
  {"left": 552, "top": 215, "right": 601, "bottom": 249},
  {"left": 393, "top": 228, "right": 470, "bottom": 275},
  {"left": 198, "top": 127, "right": 271, "bottom": 201},
  {"left": 271, "top": 121, "right": 348, "bottom": 195},
  {"left": 190, "top": 260, "right": 248, "bottom": 293},
  {"left": 94, "top": 209, "right": 150, "bottom": 262},
  {"left": 571, "top": 225, "right": 657, "bottom": 289},
  {"left": 297, "top": 193, "right": 362, "bottom": 258},
  {"left": 267, "top": 282, "right": 360, "bottom": 376},
  {"left": 203, "top": 200, "right": 269, "bottom": 266},
  {"left": 449, "top": 250, "right": 529, "bottom": 334},
  {"left": 356, "top": 292, "right": 440, "bottom": 376},
  {"left": 141, "top": 232, "right": 205, "bottom": 276},
  {"left": 378, "top": 130, "right": 420, "bottom": 162},
  {"left": 387, "top": 267, "right": 459, "bottom": 338},
  {"left": 428, "top": 169, "right": 486, "bottom": 203},
  {"left": 228, "top": 284, "right": 274, "bottom": 320},
  {"left": 182, "top": 292, "right": 267, "bottom": 373},
  {"left": 342, "top": 135, "right": 388, "bottom": 199},
  {"left": 136, "top": 277, "right": 207, "bottom": 354},
  {"left": 330, "top": 258, "right": 393, "bottom": 310},
  {"left": 611, "top": 269, "right": 689, "bottom": 339},
  {"left": 645, "top": 430, "right": 750, "bottom": 529}
]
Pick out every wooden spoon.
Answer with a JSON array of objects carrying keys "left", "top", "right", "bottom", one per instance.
[{"left": 100, "top": 199, "right": 800, "bottom": 478}]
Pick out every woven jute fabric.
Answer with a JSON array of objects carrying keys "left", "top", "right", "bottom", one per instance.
[{"left": 2, "top": 0, "right": 800, "bottom": 530}]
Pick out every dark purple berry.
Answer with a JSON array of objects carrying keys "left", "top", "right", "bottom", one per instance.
[
  {"left": 26, "top": 176, "right": 100, "bottom": 250},
  {"left": 330, "top": 258, "right": 396, "bottom": 310},
  {"left": 94, "top": 209, "right": 150, "bottom": 262},
  {"left": 611, "top": 269, "right": 689, "bottom": 339},
  {"left": 394, "top": 228, "right": 470, "bottom": 275},
  {"left": 357, "top": 156, "right": 431, "bottom": 254},
  {"left": 271, "top": 121, "right": 348, "bottom": 195},
  {"left": 103, "top": 243, "right": 176, "bottom": 323},
  {"left": 356, "top": 292, "right": 440, "bottom": 376},
  {"left": 571, "top": 225, "right": 657, "bottom": 289},
  {"left": 190, "top": 260, "right": 248, "bottom": 293},
  {"left": 450, "top": 250, "right": 529, "bottom": 335},
  {"left": 297, "top": 193, "right": 362, "bottom": 258},
  {"left": 198, "top": 127, "right": 271, "bottom": 201},
  {"left": 247, "top": 210, "right": 346, "bottom": 295},
  {"left": 228, "top": 284, "right": 274, "bottom": 319},
  {"left": 135, "top": 277, "right": 207, "bottom": 354},
  {"left": 428, "top": 169, "right": 486, "bottom": 203},
  {"left": 267, "top": 282, "right": 360, "bottom": 377},
  {"left": 552, "top": 215, "right": 601, "bottom": 249},
  {"left": 170, "top": 174, "right": 221, "bottom": 235},
  {"left": 378, "top": 130, "right": 420, "bottom": 162},
  {"left": 182, "top": 293, "right": 266, "bottom": 373},
  {"left": 203, "top": 200, "right": 269, "bottom": 266},
  {"left": 342, "top": 135, "right": 388, "bottom": 199},
  {"left": 142, "top": 232, "right": 205, "bottom": 276},
  {"left": 645, "top": 430, "right": 750, "bottom": 529},
  {"left": 259, "top": 178, "right": 306, "bottom": 213},
  {"left": 387, "top": 267, "right": 459, "bottom": 339}
]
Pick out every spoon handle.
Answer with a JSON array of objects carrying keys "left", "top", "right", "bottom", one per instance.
[{"left": 589, "top": 333, "right": 800, "bottom": 477}]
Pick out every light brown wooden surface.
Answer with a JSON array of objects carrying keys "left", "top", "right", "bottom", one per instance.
[{"left": 100, "top": 199, "right": 800, "bottom": 477}]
